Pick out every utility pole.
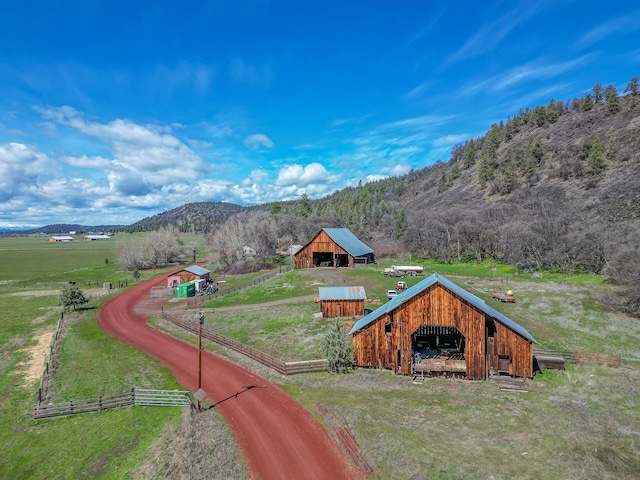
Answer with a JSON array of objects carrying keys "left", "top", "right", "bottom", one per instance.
[{"left": 197, "top": 309, "right": 204, "bottom": 411}]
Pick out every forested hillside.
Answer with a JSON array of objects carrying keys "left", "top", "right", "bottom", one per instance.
[
  {"left": 203, "top": 78, "right": 640, "bottom": 315},
  {"left": 79, "top": 78, "right": 638, "bottom": 314},
  {"left": 123, "top": 201, "right": 245, "bottom": 233}
]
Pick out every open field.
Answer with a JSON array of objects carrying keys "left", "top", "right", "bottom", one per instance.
[
  {"left": 2, "top": 234, "right": 639, "bottom": 479},
  {"left": 0, "top": 236, "right": 248, "bottom": 479}
]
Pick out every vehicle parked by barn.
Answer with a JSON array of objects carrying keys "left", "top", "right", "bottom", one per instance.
[{"left": 383, "top": 265, "right": 424, "bottom": 277}]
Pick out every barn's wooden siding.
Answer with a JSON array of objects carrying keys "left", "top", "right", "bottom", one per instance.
[
  {"left": 321, "top": 300, "right": 365, "bottom": 318},
  {"left": 352, "top": 283, "right": 533, "bottom": 379},
  {"left": 295, "top": 230, "right": 351, "bottom": 268},
  {"left": 167, "top": 271, "right": 210, "bottom": 288}
]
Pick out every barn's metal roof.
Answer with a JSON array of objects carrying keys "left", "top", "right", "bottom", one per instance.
[
  {"left": 348, "top": 273, "right": 537, "bottom": 344},
  {"left": 168, "top": 265, "right": 210, "bottom": 277},
  {"left": 322, "top": 228, "right": 373, "bottom": 257},
  {"left": 318, "top": 286, "right": 366, "bottom": 301},
  {"left": 185, "top": 265, "right": 210, "bottom": 276}
]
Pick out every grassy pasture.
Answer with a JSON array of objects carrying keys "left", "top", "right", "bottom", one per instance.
[
  {"left": 2, "top": 233, "right": 639, "bottom": 479},
  {"left": 0, "top": 235, "right": 247, "bottom": 479}
]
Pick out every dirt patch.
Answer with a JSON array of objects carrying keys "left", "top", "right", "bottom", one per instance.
[{"left": 17, "top": 330, "right": 54, "bottom": 386}]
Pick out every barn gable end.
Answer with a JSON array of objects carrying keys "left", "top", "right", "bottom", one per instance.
[
  {"left": 295, "top": 228, "right": 374, "bottom": 268},
  {"left": 349, "top": 273, "right": 536, "bottom": 379}
]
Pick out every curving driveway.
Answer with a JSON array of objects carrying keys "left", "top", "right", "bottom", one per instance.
[{"left": 97, "top": 275, "right": 361, "bottom": 480}]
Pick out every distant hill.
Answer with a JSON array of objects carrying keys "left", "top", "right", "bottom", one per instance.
[{"left": 122, "top": 201, "right": 246, "bottom": 233}]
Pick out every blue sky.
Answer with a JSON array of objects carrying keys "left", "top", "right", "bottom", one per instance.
[{"left": 1, "top": 1, "right": 639, "bottom": 228}]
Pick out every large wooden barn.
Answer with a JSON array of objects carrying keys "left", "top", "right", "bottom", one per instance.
[
  {"left": 295, "top": 228, "right": 374, "bottom": 268},
  {"left": 167, "top": 265, "right": 211, "bottom": 288},
  {"left": 349, "top": 273, "right": 537, "bottom": 380},
  {"left": 318, "top": 286, "right": 367, "bottom": 318}
]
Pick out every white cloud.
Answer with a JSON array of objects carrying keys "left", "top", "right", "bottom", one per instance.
[
  {"left": 244, "top": 133, "right": 274, "bottom": 150},
  {"left": 391, "top": 164, "right": 412, "bottom": 176},
  {"left": 274, "top": 162, "right": 330, "bottom": 186},
  {"left": 0, "top": 142, "right": 56, "bottom": 201}
]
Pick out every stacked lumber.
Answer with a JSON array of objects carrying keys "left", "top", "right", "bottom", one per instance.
[
  {"left": 490, "top": 374, "right": 529, "bottom": 393},
  {"left": 535, "top": 354, "right": 566, "bottom": 370}
]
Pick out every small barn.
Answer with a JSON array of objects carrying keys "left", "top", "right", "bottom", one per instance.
[
  {"left": 318, "top": 286, "right": 367, "bottom": 318},
  {"left": 49, "top": 236, "right": 74, "bottom": 242},
  {"left": 295, "top": 228, "right": 374, "bottom": 268},
  {"left": 349, "top": 273, "right": 537, "bottom": 380},
  {"left": 84, "top": 234, "right": 110, "bottom": 241},
  {"left": 167, "top": 265, "right": 211, "bottom": 288}
]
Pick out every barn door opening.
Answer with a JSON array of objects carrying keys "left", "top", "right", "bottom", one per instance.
[
  {"left": 411, "top": 325, "right": 465, "bottom": 359},
  {"left": 312, "top": 252, "right": 333, "bottom": 267},
  {"left": 411, "top": 325, "right": 466, "bottom": 378},
  {"left": 334, "top": 253, "right": 348, "bottom": 267}
]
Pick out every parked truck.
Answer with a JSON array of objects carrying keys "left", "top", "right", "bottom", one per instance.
[{"left": 383, "top": 265, "right": 424, "bottom": 277}]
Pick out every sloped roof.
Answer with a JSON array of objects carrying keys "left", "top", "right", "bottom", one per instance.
[
  {"left": 319, "top": 286, "right": 367, "bottom": 301},
  {"left": 168, "top": 265, "right": 210, "bottom": 277},
  {"left": 349, "top": 273, "right": 536, "bottom": 343},
  {"left": 321, "top": 228, "right": 373, "bottom": 257}
]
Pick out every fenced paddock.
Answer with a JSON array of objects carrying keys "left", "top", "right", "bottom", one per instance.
[
  {"left": 33, "top": 388, "right": 191, "bottom": 420},
  {"left": 185, "top": 266, "right": 293, "bottom": 308},
  {"left": 162, "top": 312, "right": 328, "bottom": 375}
]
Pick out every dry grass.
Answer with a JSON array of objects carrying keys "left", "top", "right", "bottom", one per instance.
[{"left": 135, "top": 407, "right": 250, "bottom": 480}]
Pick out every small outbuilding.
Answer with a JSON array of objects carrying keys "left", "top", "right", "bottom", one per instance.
[
  {"left": 349, "top": 273, "right": 537, "bottom": 380},
  {"left": 318, "top": 286, "right": 367, "bottom": 318},
  {"left": 295, "top": 228, "right": 374, "bottom": 268},
  {"left": 84, "top": 234, "right": 110, "bottom": 241},
  {"left": 167, "top": 265, "right": 211, "bottom": 288},
  {"left": 49, "top": 236, "right": 74, "bottom": 242}
]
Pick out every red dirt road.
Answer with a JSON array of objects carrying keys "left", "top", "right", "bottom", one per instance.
[{"left": 98, "top": 275, "right": 362, "bottom": 480}]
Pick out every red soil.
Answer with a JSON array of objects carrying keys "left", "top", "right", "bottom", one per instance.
[{"left": 97, "top": 275, "right": 362, "bottom": 480}]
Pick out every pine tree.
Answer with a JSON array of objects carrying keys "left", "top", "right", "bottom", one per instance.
[
  {"left": 624, "top": 76, "right": 639, "bottom": 96},
  {"left": 546, "top": 98, "right": 559, "bottom": 123},
  {"left": 322, "top": 320, "right": 356, "bottom": 373},
  {"left": 394, "top": 209, "right": 406, "bottom": 240},
  {"left": 592, "top": 83, "right": 604, "bottom": 104},
  {"left": 604, "top": 84, "right": 621, "bottom": 116},
  {"left": 587, "top": 138, "right": 607, "bottom": 174},
  {"left": 580, "top": 93, "right": 594, "bottom": 112}
]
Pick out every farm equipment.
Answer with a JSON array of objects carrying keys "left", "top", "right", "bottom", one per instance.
[{"left": 490, "top": 287, "right": 516, "bottom": 303}]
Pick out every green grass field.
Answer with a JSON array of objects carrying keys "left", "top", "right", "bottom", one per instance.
[
  {"left": 2, "top": 235, "right": 639, "bottom": 479},
  {"left": 0, "top": 235, "right": 247, "bottom": 479}
]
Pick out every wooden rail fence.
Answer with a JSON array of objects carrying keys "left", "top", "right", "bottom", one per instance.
[
  {"left": 33, "top": 388, "right": 190, "bottom": 420},
  {"left": 185, "top": 266, "right": 293, "bottom": 308},
  {"left": 162, "top": 312, "right": 328, "bottom": 375}
]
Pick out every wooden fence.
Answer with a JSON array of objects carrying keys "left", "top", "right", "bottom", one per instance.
[
  {"left": 534, "top": 348, "right": 620, "bottom": 370},
  {"left": 33, "top": 388, "right": 190, "bottom": 420},
  {"left": 575, "top": 350, "right": 620, "bottom": 368},
  {"left": 185, "top": 266, "right": 293, "bottom": 308},
  {"left": 162, "top": 312, "right": 328, "bottom": 375}
]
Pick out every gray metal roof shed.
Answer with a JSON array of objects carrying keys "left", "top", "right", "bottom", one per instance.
[{"left": 318, "top": 286, "right": 367, "bottom": 301}]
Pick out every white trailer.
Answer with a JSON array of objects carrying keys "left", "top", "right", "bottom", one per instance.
[{"left": 384, "top": 265, "right": 424, "bottom": 277}]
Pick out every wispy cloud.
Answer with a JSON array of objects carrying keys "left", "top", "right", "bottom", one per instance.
[
  {"left": 576, "top": 11, "right": 640, "bottom": 48},
  {"left": 244, "top": 133, "right": 274, "bottom": 150},
  {"left": 446, "top": 2, "right": 548, "bottom": 64}
]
